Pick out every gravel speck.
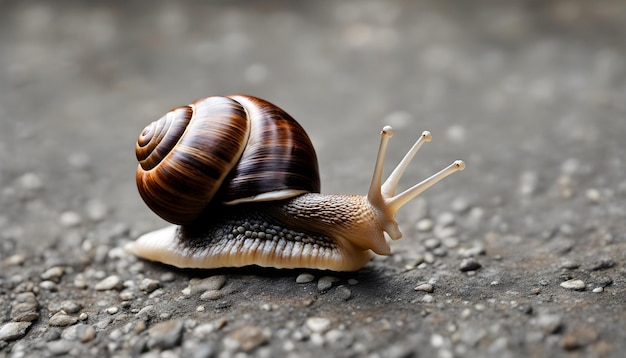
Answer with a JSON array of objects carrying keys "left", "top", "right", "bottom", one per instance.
[
  {"left": 421, "top": 294, "right": 435, "bottom": 303},
  {"left": 416, "top": 218, "right": 434, "bottom": 232},
  {"left": 296, "top": 273, "right": 315, "bottom": 283},
  {"left": 61, "top": 323, "right": 96, "bottom": 343},
  {"left": 147, "top": 319, "right": 184, "bottom": 350},
  {"left": 459, "top": 258, "right": 482, "bottom": 272},
  {"left": 94, "top": 275, "right": 123, "bottom": 291},
  {"left": 334, "top": 285, "right": 352, "bottom": 301},
  {"left": 560, "top": 260, "right": 580, "bottom": 269},
  {"left": 560, "top": 279, "right": 585, "bottom": 291}
]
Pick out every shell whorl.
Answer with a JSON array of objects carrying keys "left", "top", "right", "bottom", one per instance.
[{"left": 135, "top": 95, "right": 320, "bottom": 225}]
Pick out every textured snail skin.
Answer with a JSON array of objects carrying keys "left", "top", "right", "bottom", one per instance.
[
  {"left": 128, "top": 194, "right": 383, "bottom": 271},
  {"left": 129, "top": 95, "right": 465, "bottom": 271}
]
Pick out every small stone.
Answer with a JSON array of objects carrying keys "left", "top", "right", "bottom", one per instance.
[
  {"left": 306, "top": 317, "right": 331, "bottom": 333},
  {"left": 135, "top": 305, "right": 156, "bottom": 320},
  {"left": 59, "top": 211, "right": 82, "bottom": 228},
  {"left": 0, "top": 322, "right": 32, "bottom": 341},
  {"left": 334, "top": 285, "right": 352, "bottom": 301},
  {"left": 147, "top": 320, "right": 184, "bottom": 350},
  {"left": 560, "top": 260, "right": 580, "bottom": 270},
  {"left": 79, "top": 313, "right": 89, "bottom": 321},
  {"left": 200, "top": 290, "right": 224, "bottom": 301},
  {"left": 535, "top": 314, "right": 563, "bottom": 334},
  {"left": 414, "top": 283, "right": 434, "bottom": 293},
  {"left": 46, "top": 340, "right": 77, "bottom": 356},
  {"left": 437, "top": 211, "right": 456, "bottom": 227},
  {"left": 11, "top": 292, "right": 39, "bottom": 322},
  {"left": 592, "top": 287, "right": 603, "bottom": 293},
  {"left": 39, "top": 280, "right": 58, "bottom": 291},
  {"left": 296, "top": 273, "right": 315, "bottom": 283},
  {"left": 85, "top": 199, "right": 108, "bottom": 221},
  {"left": 16, "top": 172, "right": 43, "bottom": 192},
  {"left": 188, "top": 276, "right": 226, "bottom": 294},
  {"left": 560, "top": 279, "right": 585, "bottom": 291},
  {"left": 94, "top": 275, "right": 122, "bottom": 291},
  {"left": 589, "top": 259, "right": 615, "bottom": 271},
  {"left": 229, "top": 325, "right": 271, "bottom": 352},
  {"left": 421, "top": 294, "right": 434, "bottom": 303},
  {"left": 49, "top": 311, "right": 78, "bottom": 327},
  {"left": 459, "top": 258, "right": 482, "bottom": 272},
  {"left": 347, "top": 279, "right": 359, "bottom": 285},
  {"left": 560, "top": 326, "right": 599, "bottom": 351},
  {"left": 41, "top": 266, "right": 65, "bottom": 282},
  {"left": 61, "top": 323, "right": 96, "bottom": 343},
  {"left": 4, "top": 254, "right": 26, "bottom": 266},
  {"left": 416, "top": 218, "right": 434, "bottom": 232},
  {"left": 139, "top": 278, "right": 161, "bottom": 293},
  {"left": 317, "top": 276, "right": 339, "bottom": 292},
  {"left": 106, "top": 306, "right": 119, "bottom": 314},
  {"left": 451, "top": 197, "right": 471, "bottom": 213},
  {"left": 585, "top": 188, "right": 601, "bottom": 203},
  {"left": 442, "top": 237, "right": 459, "bottom": 248},
  {"left": 423, "top": 238, "right": 441, "bottom": 250}
]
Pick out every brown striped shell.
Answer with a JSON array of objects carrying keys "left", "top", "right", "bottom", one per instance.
[{"left": 135, "top": 95, "right": 320, "bottom": 225}]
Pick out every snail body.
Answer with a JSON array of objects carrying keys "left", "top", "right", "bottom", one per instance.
[{"left": 127, "top": 95, "right": 464, "bottom": 271}]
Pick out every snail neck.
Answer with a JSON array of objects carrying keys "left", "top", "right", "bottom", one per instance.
[{"left": 274, "top": 193, "right": 391, "bottom": 256}]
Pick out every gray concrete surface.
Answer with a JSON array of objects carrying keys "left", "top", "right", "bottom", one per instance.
[{"left": 1, "top": 1, "right": 625, "bottom": 357}]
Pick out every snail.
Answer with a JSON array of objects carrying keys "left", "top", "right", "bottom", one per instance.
[{"left": 126, "top": 95, "right": 465, "bottom": 271}]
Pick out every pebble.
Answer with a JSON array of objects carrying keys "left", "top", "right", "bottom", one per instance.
[
  {"left": 85, "top": 199, "right": 108, "bottom": 221},
  {"left": 147, "top": 319, "right": 184, "bottom": 350},
  {"left": 459, "top": 258, "right": 482, "bottom": 272},
  {"left": 296, "top": 273, "right": 315, "bottom": 283},
  {"left": 228, "top": 325, "right": 271, "bottom": 352},
  {"left": 451, "top": 197, "right": 471, "bottom": 213},
  {"left": 421, "top": 294, "right": 434, "bottom": 303},
  {"left": 187, "top": 276, "right": 226, "bottom": 294},
  {"left": 48, "top": 300, "right": 81, "bottom": 314},
  {"left": 4, "top": 254, "right": 26, "bottom": 266},
  {"left": 39, "top": 280, "right": 58, "bottom": 291},
  {"left": 94, "top": 275, "right": 123, "bottom": 291},
  {"left": 437, "top": 211, "right": 456, "bottom": 227},
  {"left": 61, "top": 323, "right": 96, "bottom": 342},
  {"left": 0, "top": 322, "right": 32, "bottom": 341},
  {"left": 139, "top": 278, "right": 161, "bottom": 293},
  {"left": 589, "top": 258, "right": 615, "bottom": 271},
  {"left": 106, "top": 306, "right": 119, "bottom": 314},
  {"left": 592, "top": 287, "right": 603, "bottom": 293},
  {"left": 416, "top": 218, "right": 434, "bottom": 232},
  {"left": 16, "top": 172, "right": 43, "bottom": 192},
  {"left": 11, "top": 292, "right": 39, "bottom": 322},
  {"left": 41, "top": 266, "right": 65, "bottom": 282},
  {"left": 317, "top": 276, "right": 339, "bottom": 292},
  {"left": 423, "top": 238, "right": 441, "bottom": 250},
  {"left": 334, "top": 285, "right": 352, "bottom": 301},
  {"left": 414, "top": 283, "right": 434, "bottom": 293},
  {"left": 585, "top": 188, "right": 601, "bottom": 203},
  {"left": 560, "top": 279, "right": 585, "bottom": 291},
  {"left": 59, "top": 211, "right": 82, "bottom": 228},
  {"left": 200, "top": 290, "right": 224, "bottom": 301},
  {"left": 306, "top": 317, "right": 331, "bottom": 333},
  {"left": 560, "top": 260, "right": 580, "bottom": 270},
  {"left": 49, "top": 311, "right": 78, "bottom": 327},
  {"left": 535, "top": 314, "right": 563, "bottom": 334},
  {"left": 135, "top": 305, "right": 156, "bottom": 321}
]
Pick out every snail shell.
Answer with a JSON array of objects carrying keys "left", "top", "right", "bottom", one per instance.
[
  {"left": 135, "top": 95, "right": 320, "bottom": 225},
  {"left": 128, "top": 95, "right": 465, "bottom": 271}
]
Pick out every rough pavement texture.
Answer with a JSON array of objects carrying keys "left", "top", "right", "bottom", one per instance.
[{"left": 1, "top": 1, "right": 625, "bottom": 357}]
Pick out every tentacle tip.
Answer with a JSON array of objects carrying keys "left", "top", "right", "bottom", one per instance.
[
  {"left": 421, "top": 130, "right": 432, "bottom": 142},
  {"left": 382, "top": 125, "right": 394, "bottom": 137},
  {"left": 454, "top": 160, "right": 466, "bottom": 171}
]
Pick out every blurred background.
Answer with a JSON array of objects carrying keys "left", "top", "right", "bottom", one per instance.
[{"left": 1, "top": 0, "right": 625, "bottom": 250}]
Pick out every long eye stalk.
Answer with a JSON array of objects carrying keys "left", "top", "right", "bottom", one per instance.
[{"left": 366, "top": 126, "right": 465, "bottom": 240}]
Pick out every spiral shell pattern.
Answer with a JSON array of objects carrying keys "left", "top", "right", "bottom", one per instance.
[{"left": 135, "top": 95, "right": 320, "bottom": 225}]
